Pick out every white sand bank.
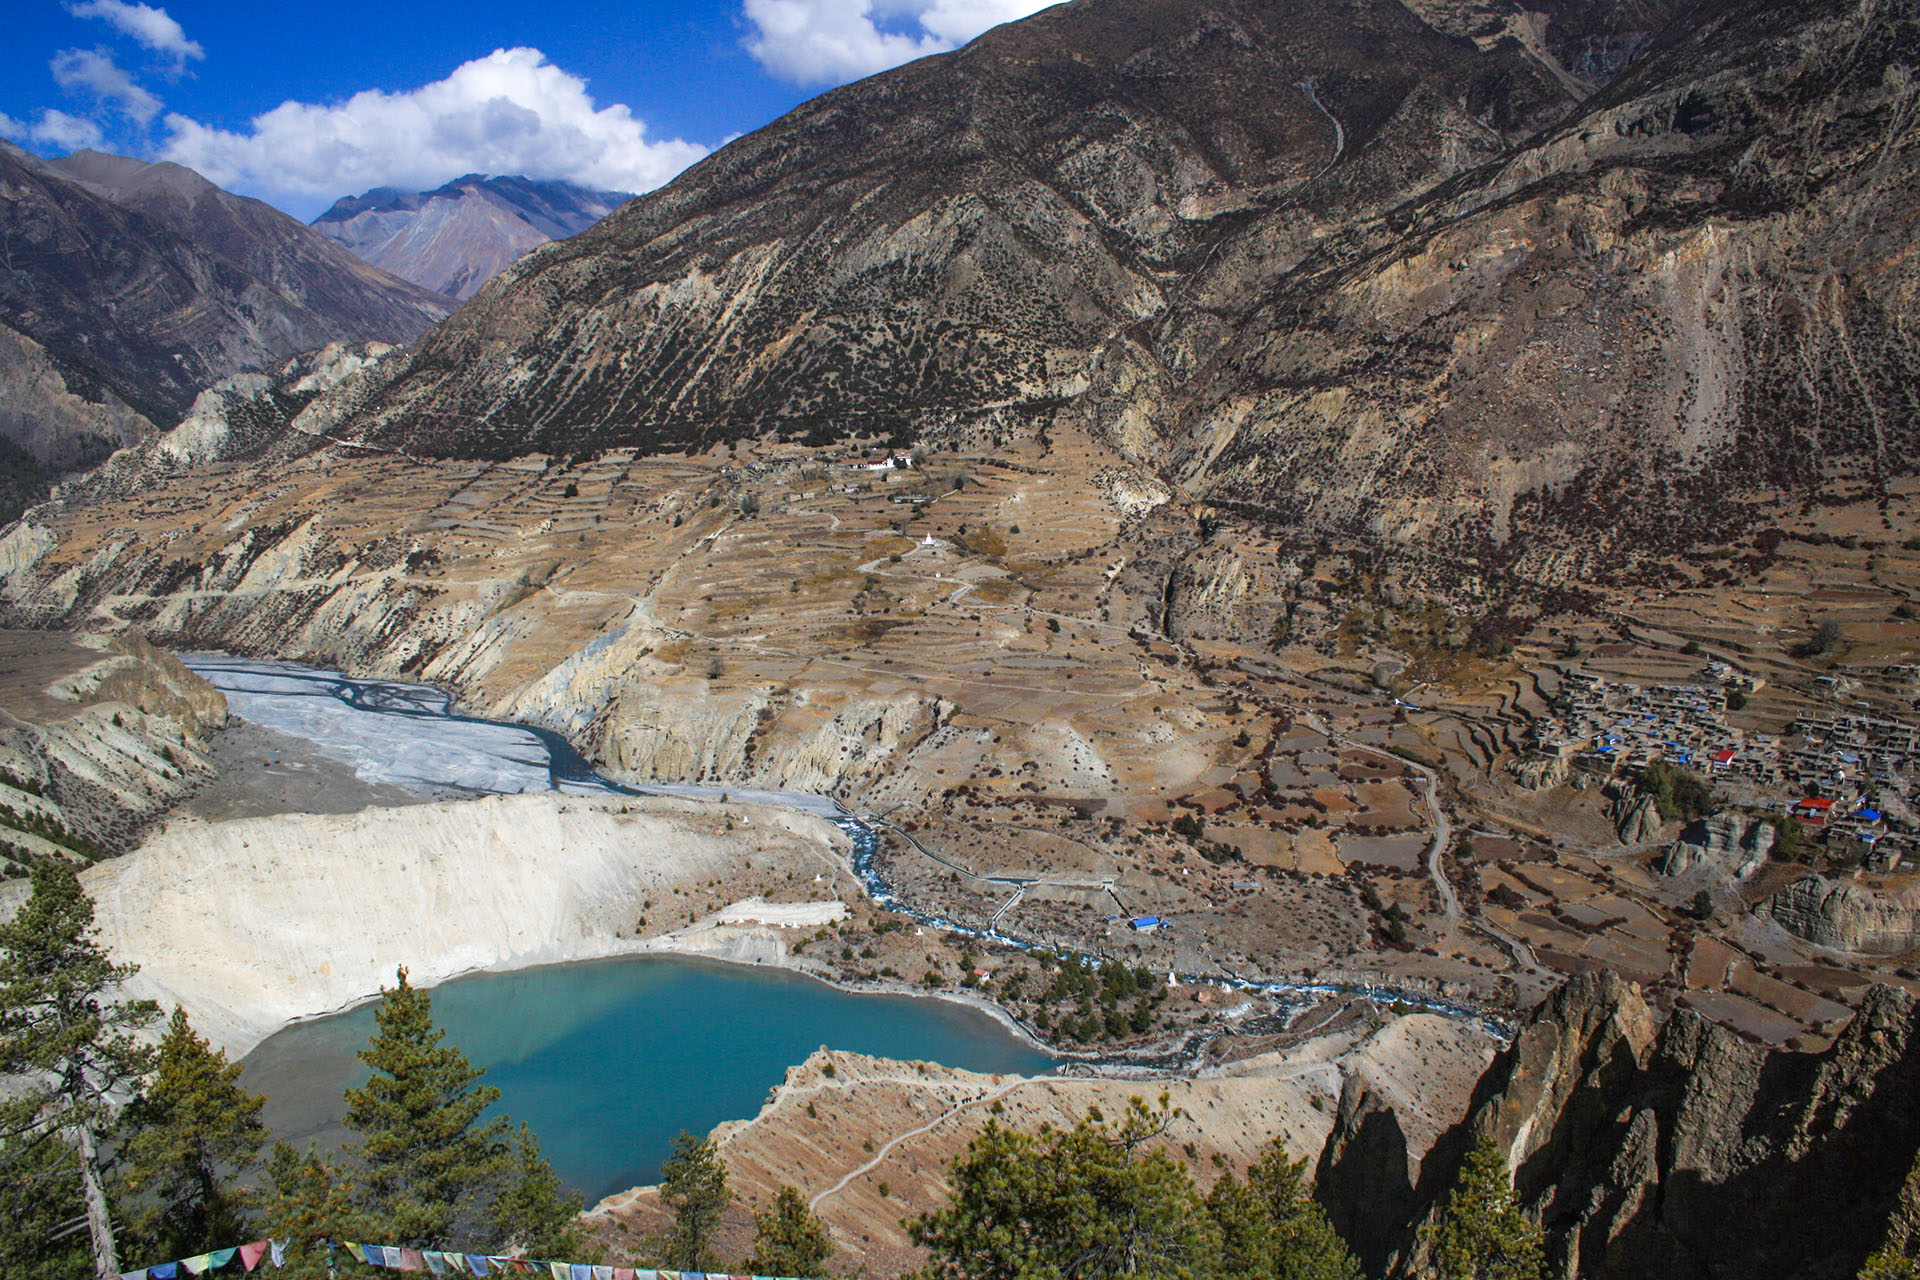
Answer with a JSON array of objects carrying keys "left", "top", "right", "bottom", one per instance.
[{"left": 81, "top": 792, "right": 852, "bottom": 1056}]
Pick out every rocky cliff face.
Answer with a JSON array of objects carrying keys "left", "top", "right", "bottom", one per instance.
[
  {"left": 47, "top": 341, "right": 404, "bottom": 507},
  {"left": 313, "top": 174, "right": 634, "bottom": 299},
  {"left": 1767, "top": 874, "right": 1920, "bottom": 956},
  {"left": 1318, "top": 971, "right": 1920, "bottom": 1280}
]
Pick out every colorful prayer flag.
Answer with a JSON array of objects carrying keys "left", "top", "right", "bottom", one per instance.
[
  {"left": 239, "top": 1242, "right": 269, "bottom": 1272},
  {"left": 181, "top": 1255, "right": 213, "bottom": 1275}
]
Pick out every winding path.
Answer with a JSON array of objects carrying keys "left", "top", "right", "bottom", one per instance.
[
  {"left": 1299, "top": 713, "right": 1459, "bottom": 926},
  {"left": 808, "top": 1078, "right": 1027, "bottom": 1211}
]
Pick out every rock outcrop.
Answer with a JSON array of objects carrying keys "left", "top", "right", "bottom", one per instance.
[
  {"left": 1660, "top": 813, "right": 1775, "bottom": 881},
  {"left": 1315, "top": 1077, "right": 1422, "bottom": 1279},
  {"left": 0, "top": 630, "right": 227, "bottom": 864},
  {"left": 1766, "top": 875, "right": 1920, "bottom": 956},
  {"left": 1609, "top": 789, "right": 1663, "bottom": 844},
  {"left": 1511, "top": 751, "right": 1572, "bottom": 792},
  {"left": 1332, "top": 971, "right": 1920, "bottom": 1280},
  {"left": 46, "top": 341, "right": 403, "bottom": 506}
]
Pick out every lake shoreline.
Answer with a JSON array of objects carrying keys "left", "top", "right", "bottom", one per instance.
[
  {"left": 240, "top": 947, "right": 1061, "bottom": 1201},
  {"left": 238, "top": 925, "right": 1073, "bottom": 1072}
]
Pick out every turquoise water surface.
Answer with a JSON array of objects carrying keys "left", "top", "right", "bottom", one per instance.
[{"left": 240, "top": 954, "right": 1055, "bottom": 1201}]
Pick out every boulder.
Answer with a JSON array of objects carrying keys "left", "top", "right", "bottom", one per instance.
[{"left": 1512, "top": 751, "right": 1572, "bottom": 791}]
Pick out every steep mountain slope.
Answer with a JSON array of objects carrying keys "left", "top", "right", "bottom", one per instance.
[
  {"left": 316, "top": 0, "right": 1914, "bottom": 611},
  {"left": 312, "top": 174, "right": 634, "bottom": 299},
  {"left": 41, "top": 150, "right": 458, "bottom": 338},
  {"left": 339, "top": 0, "right": 1587, "bottom": 458},
  {"left": 0, "top": 144, "right": 453, "bottom": 515},
  {"left": 1171, "top": 0, "right": 1920, "bottom": 594}
]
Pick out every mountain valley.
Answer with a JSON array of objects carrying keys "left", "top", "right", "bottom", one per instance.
[{"left": 4, "top": 0, "right": 1920, "bottom": 1276}]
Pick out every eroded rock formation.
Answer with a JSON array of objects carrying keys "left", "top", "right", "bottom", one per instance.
[
  {"left": 0, "top": 630, "right": 227, "bottom": 863},
  {"left": 1767, "top": 875, "right": 1920, "bottom": 957},
  {"left": 1660, "top": 812, "right": 1774, "bottom": 881},
  {"left": 1322, "top": 971, "right": 1920, "bottom": 1280}
]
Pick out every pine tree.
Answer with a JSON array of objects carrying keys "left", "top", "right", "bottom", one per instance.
[
  {"left": 748, "top": 1186, "right": 833, "bottom": 1276},
  {"left": 1208, "top": 1171, "right": 1279, "bottom": 1280},
  {"left": 259, "top": 1143, "right": 365, "bottom": 1280},
  {"left": 118, "top": 1007, "right": 267, "bottom": 1259},
  {"left": 0, "top": 863, "right": 158, "bottom": 1280},
  {"left": 0, "top": 1136, "right": 91, "bottom": 1280},
  {"left": 659, "top": 1131, "right": 729, "bottom": 1270},
  {"left": 909, "top": 1096, "right": 1219, "bottom": 1280},
  {"left": 487, "top": 1123, "right": 586, "bottom": 1259},
  {"left": 343, "top": 968, "right": 509, "bottom": 1247},
  {"left": 1205, "top": 1142, "right": 1360, "bottom": 1280},
  {"left": 1245, "top": 1143, "right": 1362, "bottom": 1280},
  {"left": 1859, "top": 1144, "right": 1920, "bottom": 1279},
  {"left": 1425, "top": 1134, "right": 1546, "bottom": 1280}
]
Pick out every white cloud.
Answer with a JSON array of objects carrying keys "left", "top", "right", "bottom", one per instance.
[
  {"left": 67, "top": 1, "right": 203, "bottom": 69},
  {"left": 1, "top": 108, "right": 110, "bottom": 152},
  {"left": 158, "top": 47, "right": 708, "bottom": 215},
  {"left": 742, "top": 0, "right": 1056, "bottom": 85},
  {"left": 30, "top": 108, "right": 110, "bottom": 151},
  {"left": 50, "top": 47, "right": 161, "bottom": 125}
]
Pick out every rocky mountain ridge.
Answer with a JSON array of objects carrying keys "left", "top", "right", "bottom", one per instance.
[
  {"left": 312, "top": 174, "right": 634, "bottom": 299},
  {"left": 0, "top": 144, "right": 453, "bottom": 519},
  {"left": 331, "top": 0, "right": 1591, "bottom": 459}
]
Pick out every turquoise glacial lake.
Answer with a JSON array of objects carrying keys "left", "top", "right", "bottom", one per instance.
[{"left": 240, "top": 954, "right": 1055, "bottom": 1201}]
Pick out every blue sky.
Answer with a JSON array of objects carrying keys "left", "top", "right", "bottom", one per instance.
[{"left": 1, "top": 0, "right": 1055, "bottom": 219}]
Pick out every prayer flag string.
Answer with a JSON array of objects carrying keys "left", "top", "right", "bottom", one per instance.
[{"left": 121, "top": 1238, "right": 829, "bottom": 1280}]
